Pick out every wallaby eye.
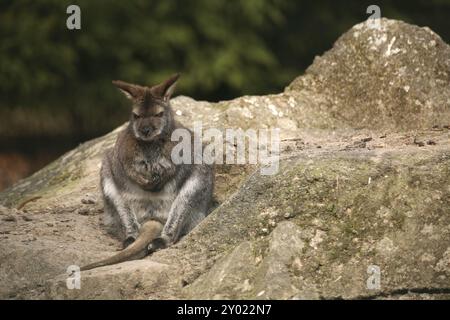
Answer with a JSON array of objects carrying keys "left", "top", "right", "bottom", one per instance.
[
  {"left": 132, "top": 112, "right": 140, "bottom": 119},
  {"left": 154, "top": 111, "right": 164, "bottom": 118}
]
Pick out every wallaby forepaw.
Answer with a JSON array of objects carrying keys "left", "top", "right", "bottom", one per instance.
[
  {"left": 147, "top": 237, "right": 168, "bottom": 253},
  {"left": 123, "top": 236, "right": 136, "bottom": 249}
]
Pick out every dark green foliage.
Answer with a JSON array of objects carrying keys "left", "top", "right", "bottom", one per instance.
[{"left": 1, "top": 0, "right": 449, "bottom": 137}]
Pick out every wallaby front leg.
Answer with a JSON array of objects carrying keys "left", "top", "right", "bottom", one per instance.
[
  {"left": 148, "top": 173, "right": 209, "bottom": 253},
  {"left": 102, "top": 177, "right": 141, "bottom": 245},
  {"left": 147, "top": 198, "right": 187, "bottom": 252},
  {"left": 112, "top": 200, "right": 140, "bottom": 247}
]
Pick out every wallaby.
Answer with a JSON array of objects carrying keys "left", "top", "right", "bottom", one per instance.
[{"left": 81, "top": 74, "right": 214, "bottom": 271}]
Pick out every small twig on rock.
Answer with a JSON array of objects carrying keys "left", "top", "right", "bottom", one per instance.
[
  {"left": 281, "top": 137, "right": 304, "bottom": 142},
  {"left": 17, "top": 196, "right": 42, "bottom": 211},
  {"left": 413, "top": 137, "right": 425, "bottom": 147}
]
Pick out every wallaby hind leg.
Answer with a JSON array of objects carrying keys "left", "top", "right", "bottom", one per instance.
[
  {"left": 102, "top": 193, "right": 139, "bottom": 247},
  {"left": 102, "top": 196, "right": 122, "bottom": 239}
]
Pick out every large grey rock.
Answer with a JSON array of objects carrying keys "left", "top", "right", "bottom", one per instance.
[
  {"left": 0, "top": 19, "right": 449, "bottom": 300},
  {"left": 288, "top": 18, "right": 450, "bottom": 130},
  {"left": 183, "top": 148, "right": 450, "bottom": 299}
]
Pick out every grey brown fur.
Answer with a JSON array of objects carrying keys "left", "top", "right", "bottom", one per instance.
[{"left": 82, "top": 74, "right": 214, "bottom": 270}]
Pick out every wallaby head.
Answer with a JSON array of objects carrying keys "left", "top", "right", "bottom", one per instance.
[{"left": 112, "top": 73, "right": 180, "bottom": 142}]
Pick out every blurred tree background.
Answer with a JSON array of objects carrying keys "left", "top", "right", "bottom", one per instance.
[{"left": 0, "top": 0, "right": 450, "bottom": 189}]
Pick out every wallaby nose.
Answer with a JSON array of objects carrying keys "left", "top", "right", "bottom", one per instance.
[{"left": 141, "top": 127, "right": 151, "bottom": 136}]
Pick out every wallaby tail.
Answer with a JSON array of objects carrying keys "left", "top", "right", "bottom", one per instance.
[{"left": 81, "top": 220, "right": 163, "bottom": 271}]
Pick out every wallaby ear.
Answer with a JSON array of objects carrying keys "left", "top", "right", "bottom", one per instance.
[
  {"left": 151, "top": 73, "right": 180, "bottom": 101},
  {"left": 112, "top": 80, "right": 143, "bottom": 100}
]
